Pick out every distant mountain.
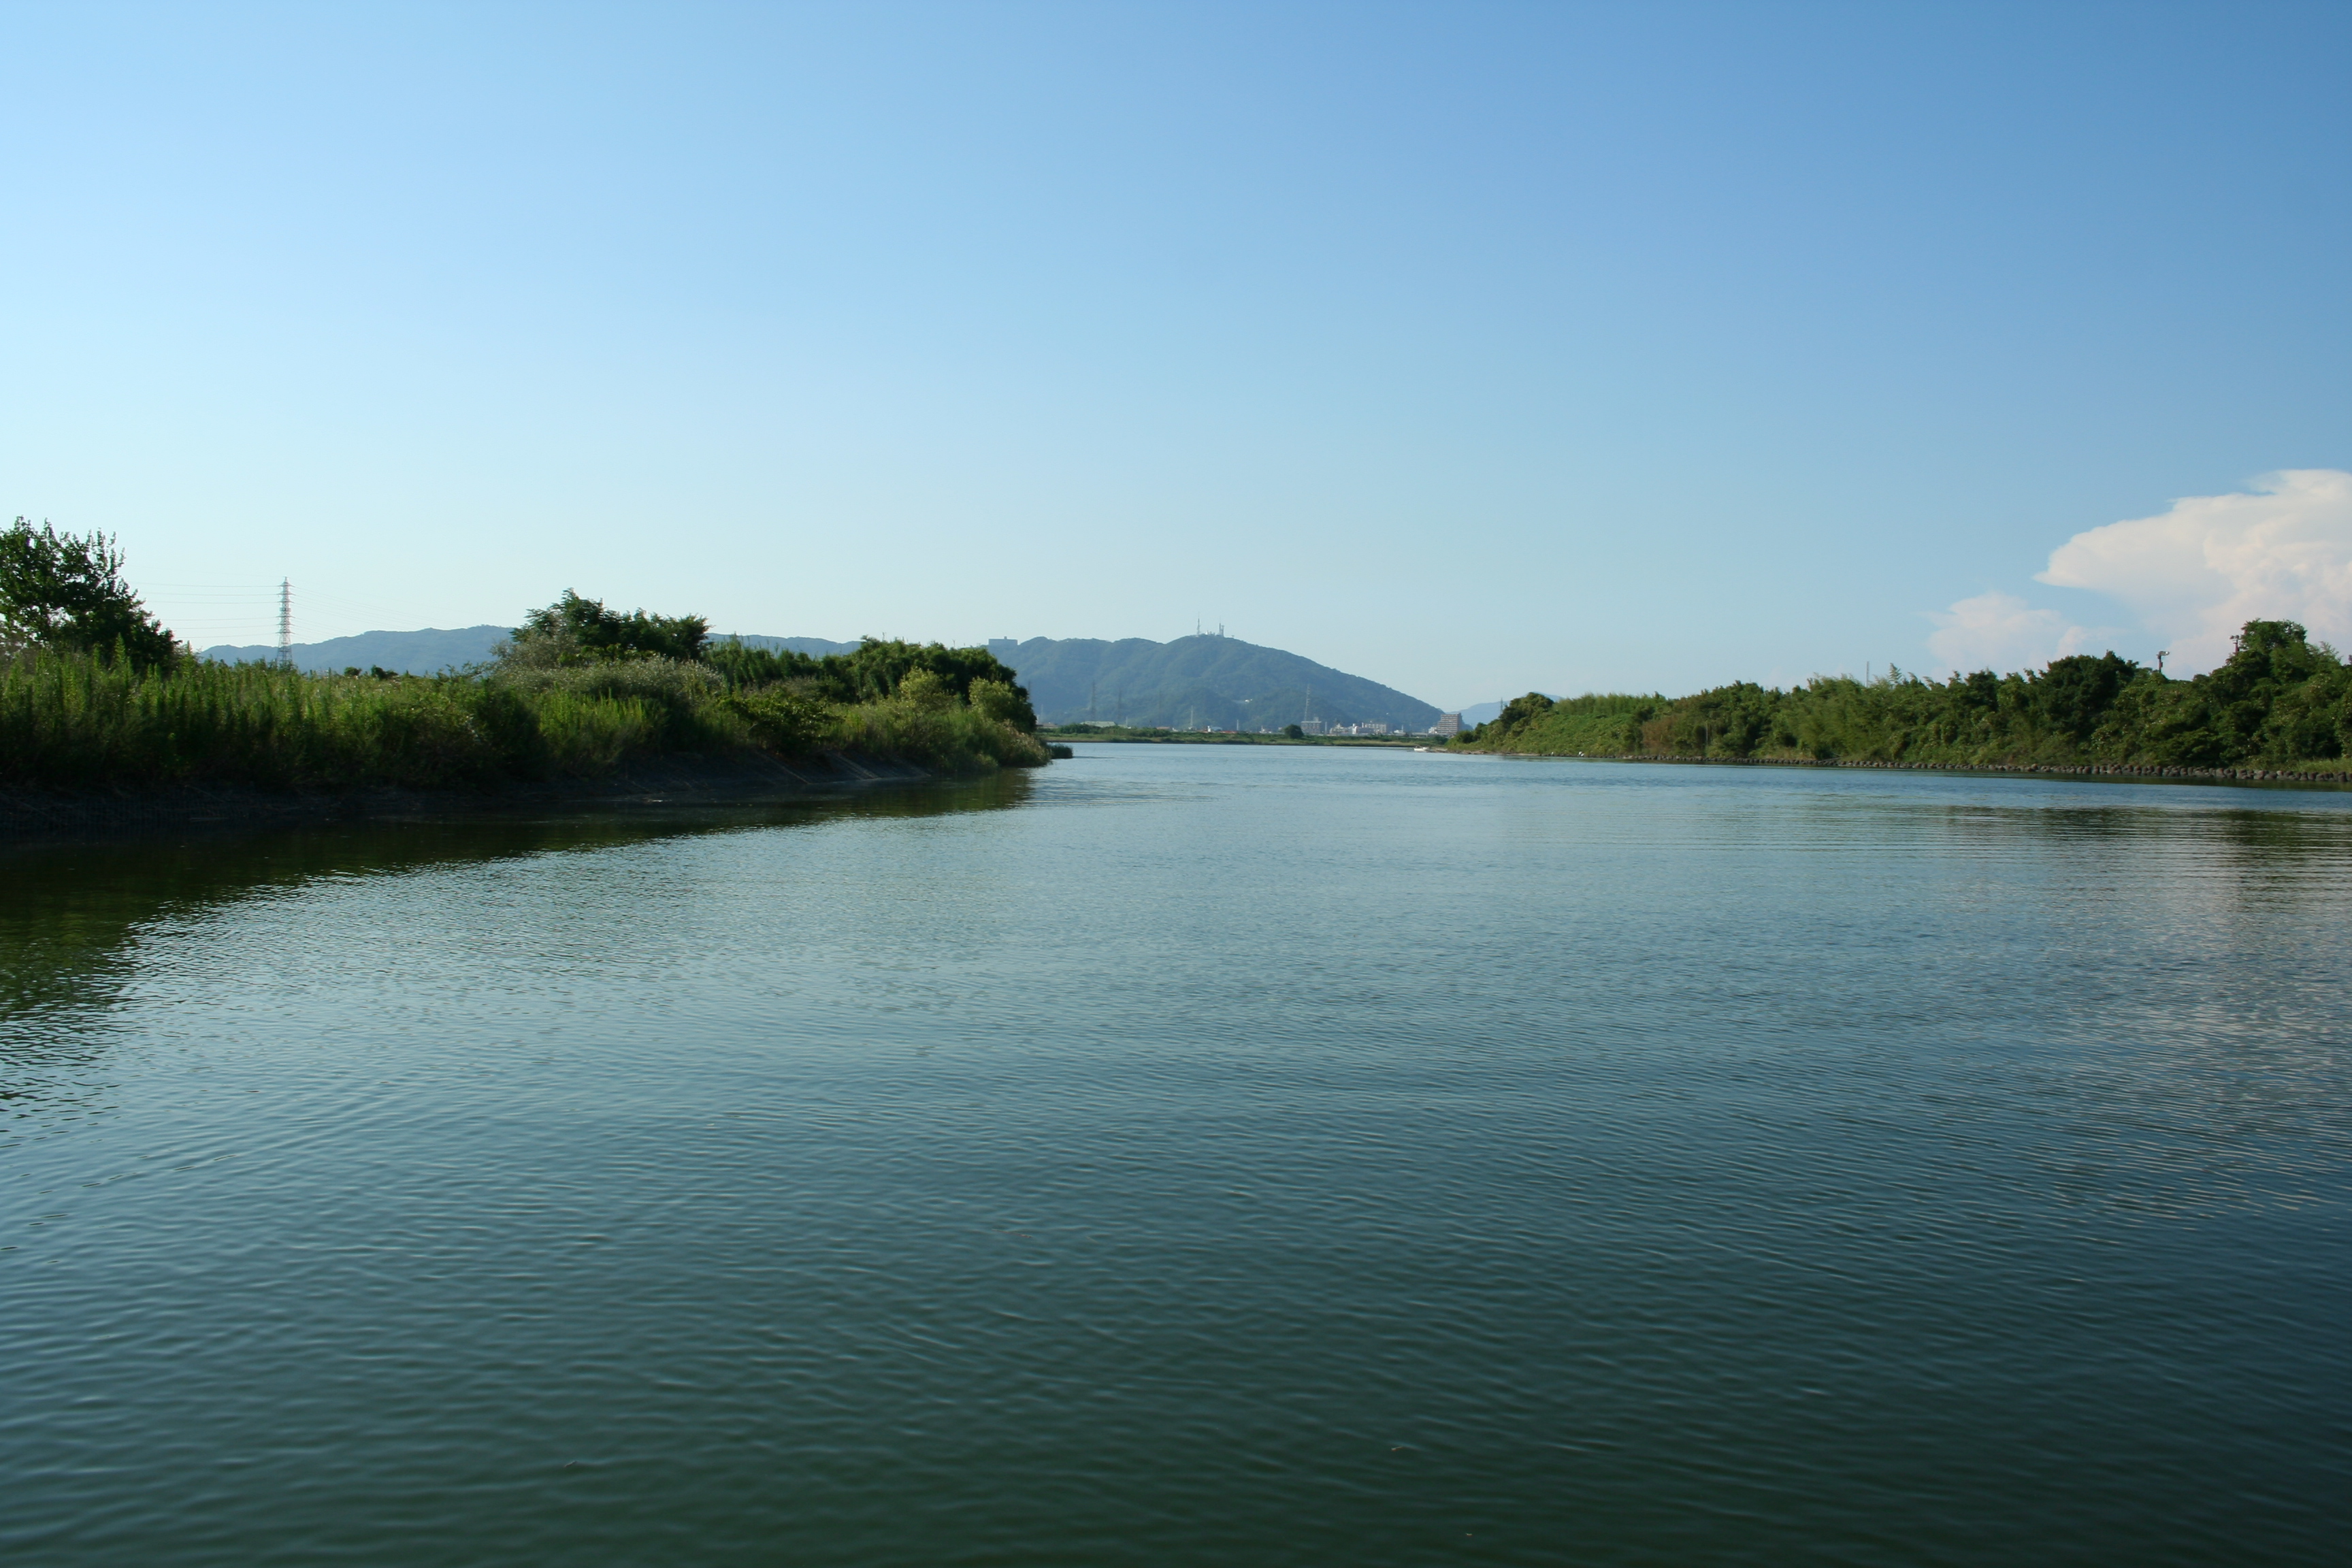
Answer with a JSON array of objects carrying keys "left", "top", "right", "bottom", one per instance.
[
  {"left": 196, "top": 626, "right": 1433, "bottom": 732},
  {"left": 714, "top": 634, "right": 861, "bottom": 657},
  {"left": 986, "top": 634, "right": 1441, "bottom": 732},
  {"left": 201, "top": 625, "right": 512, "bottom": 674},
  {"left": 1456, "top": 700, "right": 1509, "bottom": 726},
  {"left": 202, "top": 627, "right": 860, "bottom": 674}
]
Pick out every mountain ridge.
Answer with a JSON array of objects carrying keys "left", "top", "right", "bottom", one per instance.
[
  {"left": 201, "top": 627, "right": 862, "bottom": 673},
  {"left": 986, "top": 634, "right": 1440, "bottom": 732},
  {"left": 201, "top": 627, "right": 1443, "bottom": 730},
  {"left": 201, "top": 625, "right": 512, "bottom": 674}
]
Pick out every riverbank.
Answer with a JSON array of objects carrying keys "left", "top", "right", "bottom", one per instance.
[
  {"left": 1456, "top": 749, "right": 2352, "bottom": 789},
  {"left": 3, "top": 639, "right": 1052, "bottom": 800},
  {"left": 1450, "top": 621, "right": 2351, "bottom": 779},
  {"left": 0, "top": 750, "right": 950, "bottom": 842}
]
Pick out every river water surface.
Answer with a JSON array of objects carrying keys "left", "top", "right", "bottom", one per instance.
[{"left": 4, "top": 745, "right": 2349, "bottom": 1565}]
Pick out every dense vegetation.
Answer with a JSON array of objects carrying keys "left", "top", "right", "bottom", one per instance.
[
  {"left": 1, "top": 523, "right": 1050, "bottom": 790},
  {"left": 1456, "top": 621, "right": 2352, "bottom": 774}
]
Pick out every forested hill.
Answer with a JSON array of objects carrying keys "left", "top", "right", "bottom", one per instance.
[{"left": 988, "top": 634, "right": 1439, "bottom": 732}]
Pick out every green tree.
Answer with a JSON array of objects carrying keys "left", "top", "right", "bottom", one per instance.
[
  {"left": 2029, "top": 653, "right": 2143, "bottom": 741},
  {"left": 0, "top": 518, "right": 179, "bottom": 669},
  {"left": 507, "top": 589, "right": 710, "bottom": 665},
  {"left": 967, "top": 677, "right": 1025, "bottom": 724},
  {"left": 897, "top": 668, "right": 956, "bottom": 708}
]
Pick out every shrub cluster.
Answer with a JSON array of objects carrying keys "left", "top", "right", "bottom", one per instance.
[
  {"left": 1458, "top": 621, "right": 2352, "bottom": 772},
  {"left": 0, "top": 553, "right": 1050, "bottom": 790}
]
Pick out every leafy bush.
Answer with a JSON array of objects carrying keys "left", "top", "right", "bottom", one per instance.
[
  {"left": 1459, "top": 621, "right": 2351, "bottom": 771},
  {"left": 704, "top": 636, "right": 1038, "bottom": 730},
  {"left": 823, "top": 691, "right": 1050, "bottom": 774},
  {"left": 896, "top": 668, "right": 957, "bottom": 709},
  {"left": 723, "top": 687, "right": 829, "bottom": 753}
]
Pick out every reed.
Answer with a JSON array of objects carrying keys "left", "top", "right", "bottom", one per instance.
[{"left": 0, "top": 647, "right": 1046, "bottom": 791}]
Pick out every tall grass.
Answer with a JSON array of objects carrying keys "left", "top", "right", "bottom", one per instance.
[{"left": 1, "top": 649, "right": 1047, "bottom": 791}]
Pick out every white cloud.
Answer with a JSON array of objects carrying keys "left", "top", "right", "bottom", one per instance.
[
  {"left": 1925, "top": 590, "right": 2100, "bottom": 672},
  {"left": 2036, "top": 469, "right": 2352, "bottom": 672}
]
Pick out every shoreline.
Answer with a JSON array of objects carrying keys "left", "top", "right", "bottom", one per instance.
[
  {"left": 0, "top": 751, "right": 954, "bottom": 843},
  {"left": 1448, "top": 749, "right": 2352, "bottom": 789},
  {"left": 1049, "top": 733, "right": 1424, "bottom": 748}
]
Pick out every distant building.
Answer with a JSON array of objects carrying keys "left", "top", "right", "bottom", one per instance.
[
  {"left": 1299, "top": 719, "right": 1326, "bottom": 736},
  {"left": 1434, "top": 713, "right": 1463, "bottom": 736},
  {"left": 1359, "top": 721, "right": 1390, "bottom": 736}
]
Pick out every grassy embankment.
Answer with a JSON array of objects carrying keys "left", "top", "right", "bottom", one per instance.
[
  {"left": 1453, "top": 621, "right": 2352, "bottom": 778},
  {"left": 1, "top": 651, "right": 1049, "bottom": 791},
  {"left": 1, "top": 574, "right": 1054, "bottom": 791}
]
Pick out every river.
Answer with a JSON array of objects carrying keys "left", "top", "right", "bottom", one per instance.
[{"left": 4, "top": 745, "right": 2348, "bottom": 1565}]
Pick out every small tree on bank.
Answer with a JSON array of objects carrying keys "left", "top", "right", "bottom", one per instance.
[
  {"left": 500, "top": 589, "right": 711, "bottom": 667},
  {"left": 0, "top": 517, "right": 179, "bottom": 668}
]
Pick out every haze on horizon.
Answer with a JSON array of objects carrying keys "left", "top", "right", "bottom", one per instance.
[{"left": 3, "top": 1, "right": 2346, "bottom": 706}]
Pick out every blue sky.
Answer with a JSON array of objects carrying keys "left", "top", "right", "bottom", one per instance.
[{"left": 4, "top": 1, "right": 2346, "bottom": 703}]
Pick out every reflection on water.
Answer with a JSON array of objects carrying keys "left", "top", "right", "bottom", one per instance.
[
  {"left": 1, "top": 751, "right": 2347, "bottom": 1567},
  {"left": 1, "top": 774, "right": 1032, "bottom": 1133},
  {"left": 1, "top": 773, "right": 1034, "bottom": 995}
]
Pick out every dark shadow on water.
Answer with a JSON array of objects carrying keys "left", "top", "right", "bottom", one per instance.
[{"left": 0, "top": 771, "right": 1034, "bottom": 1049}]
